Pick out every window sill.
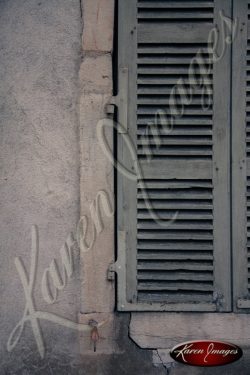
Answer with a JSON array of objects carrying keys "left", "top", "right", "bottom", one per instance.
[{"left": 130, "top": 312, "right": 250, "bottom": 349}]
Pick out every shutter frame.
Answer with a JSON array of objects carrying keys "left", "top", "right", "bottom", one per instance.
[
  {"left": 116, "top": 0, "right": 232, "bottom": 312},
  {"left": 232, "top": 0, "right": 250, "bottom": 311}
]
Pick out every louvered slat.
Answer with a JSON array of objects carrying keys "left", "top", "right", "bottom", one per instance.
[
  {"left": 138, "top": 0, "right": 214, "bottom": 23},
  {"left": 137, "top": 41, "right": 213, "bottom": 159},
  {"left": 135, "top": 0, "right": 227, "bottom": 308},
  {"left": 137, "top": 178, "right": 214, "bottom": 302},
  {"left": 137, "top": 1, "right": 214, "bottom": 9}
]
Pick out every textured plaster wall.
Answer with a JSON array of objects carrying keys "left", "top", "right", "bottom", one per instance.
[{"left": 0, "top": 0, "right": 83, "bottom": 372}]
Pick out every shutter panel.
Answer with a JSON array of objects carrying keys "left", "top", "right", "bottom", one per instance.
[
  {"left": 232, "top": 0, "right": 250, "bottom": 311},
  {"left": 116, "top": 0, "right": 232, "bottom": 311}
]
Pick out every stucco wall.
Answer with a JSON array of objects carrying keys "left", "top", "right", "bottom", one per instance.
[{"left": 0, "top": 0, "right": 82, "bottom": 372}]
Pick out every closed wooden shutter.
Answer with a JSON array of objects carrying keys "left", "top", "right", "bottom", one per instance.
[
  {"left": 232, "top": 0, "right": 250, "bottom": 311},
  {"left": 115, "top": 0, "right": 232, "bottom": 311}
]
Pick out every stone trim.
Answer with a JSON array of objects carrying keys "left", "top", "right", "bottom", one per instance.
[
  {"left": 78, "top": 0, "right": 117, "bottom": 354},
  {"left": 130, "top": 313, "right": 250, "bottom": 349}
]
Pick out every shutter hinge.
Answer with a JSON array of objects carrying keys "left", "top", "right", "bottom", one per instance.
[
  {"left": 107, "top": 259, "right": 122, "bottom": 281},
  {"left": 105, "top": 67, "right": 128, "bottom": 134},
  {"left": 107, "top": 262, "right": 116, "bottom": 281}
]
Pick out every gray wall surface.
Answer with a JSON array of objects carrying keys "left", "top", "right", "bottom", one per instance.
[{"left": 0, "top": 0, "right": 82, "bottom": 372}]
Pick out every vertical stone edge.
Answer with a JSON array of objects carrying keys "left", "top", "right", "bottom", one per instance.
[{"left": 78, "top": 0, "right": 117, "bottom": 354}]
